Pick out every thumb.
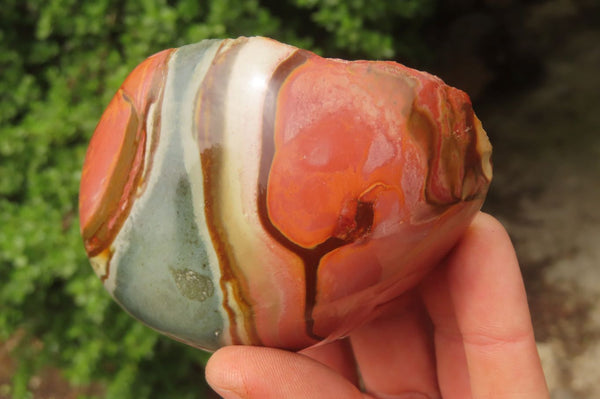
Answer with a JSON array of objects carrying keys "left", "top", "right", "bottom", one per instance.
[{"left": 205, "top": 346, "right": 366, "bottom": 399}]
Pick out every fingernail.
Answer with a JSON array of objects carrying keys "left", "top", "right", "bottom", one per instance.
[{"left": 211, "top": 387, "right": 244, "bottom": 399}]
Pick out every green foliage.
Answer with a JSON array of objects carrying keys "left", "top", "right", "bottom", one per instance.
[
  {"left": 0, "top": 0, "right": 437, "bottom": 397},
  {"left": 292, "top": 0, "right": 435, "bottom": 59}
]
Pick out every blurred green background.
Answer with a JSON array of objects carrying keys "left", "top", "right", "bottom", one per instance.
[{"left": 2, "top": 0, "right": 598, "bottom": 398}]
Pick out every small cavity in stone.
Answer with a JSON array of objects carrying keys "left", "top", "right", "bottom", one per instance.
[{"left": 169, "top": 267, "right": 214, "bottom": 302}]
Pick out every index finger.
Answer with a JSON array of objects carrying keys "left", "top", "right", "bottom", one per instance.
[{"left": 421, "top": 212, "right": 549, "bottom": 398}]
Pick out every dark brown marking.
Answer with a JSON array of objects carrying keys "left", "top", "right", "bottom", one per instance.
[
  {"left": 408, "top": 86, "right": 490, "bottom": 207},
  {"left": 259, "top": 50, "right": 375, "bottom": 341},
  {"left": 460, "top": 101, "right": 492, "bottom": 201}
]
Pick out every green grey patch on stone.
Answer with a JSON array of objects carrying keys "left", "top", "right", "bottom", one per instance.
[
  {"left": 170, "top": 267, "right": 214, "bottom": 301},
  {"left": 112, "top": 39, "right": 227, "bottom": 350},
  {"left": 175, "top": 177, "right": 201, "bottom": 247}
]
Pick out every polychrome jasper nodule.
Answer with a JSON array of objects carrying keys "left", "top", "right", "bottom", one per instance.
[{"left": 79, "top": 36, "right": 492, "bottom": 352}]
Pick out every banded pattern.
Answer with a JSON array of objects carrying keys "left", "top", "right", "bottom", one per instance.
[{"left": 79, "top": 37, "right": 492, "bottom": 351}]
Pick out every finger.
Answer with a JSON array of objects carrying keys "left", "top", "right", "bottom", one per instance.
[
  {"left": 448, "top": 213, "right": 549, "bottom": 397},
  {"left": 300, "top": 338, "right": 360, "bottom": 384},
  {"left": 350, "top": 294, "right": 441, "bottom": 399},
  {"left": 420, "top": 256, "right": 472, "bottom": 397},
  {"left": 423, "top": 212, "right": 549, "bottom": 398},
  {"left": 205, "top": 346, "right": 368, "bottom": 399}
]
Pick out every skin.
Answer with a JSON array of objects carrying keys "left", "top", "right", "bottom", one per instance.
[{"left": 205, "top": 213, "right": 550, "bottom": 398}]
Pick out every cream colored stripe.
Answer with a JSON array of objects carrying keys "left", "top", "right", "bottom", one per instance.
[{"left": 216, "top": 38, "right": 305, "bottom": 346}]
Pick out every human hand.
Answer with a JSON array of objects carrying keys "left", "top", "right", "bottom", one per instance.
[{"left": 205, "top": 213, "right": 549, "bottom": 398}]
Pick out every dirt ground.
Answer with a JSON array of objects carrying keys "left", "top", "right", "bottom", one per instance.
[
  {"left": 436, "top": 2, "right": 599, "bottom": 394},
  {"left": 481, "top": 26, "right": 600, "bottom": 399}
]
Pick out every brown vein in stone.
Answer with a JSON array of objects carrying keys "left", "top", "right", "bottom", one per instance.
[
  {"left": 259, "top": 50, "right": 374, "bottom": 342},
  {"left": 196, "top": 38, "right": 259, "bottom": 346}
]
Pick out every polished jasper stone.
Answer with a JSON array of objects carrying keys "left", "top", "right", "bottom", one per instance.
[{"left": 79, "top": 37, "right": 492, "bottom": 351}]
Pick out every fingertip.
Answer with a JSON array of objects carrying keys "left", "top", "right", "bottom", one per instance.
[
  {"left": 449, "top": 212, "right": 521, "bottom": 298},
  {"left": 447, "top": 211, "right": 528, "bottom": 337},
  {"left": 472, "top": 211, "right": 504, "bottom": 229},
  {"left": 205, "top": 346, "right": 248, "bottom": 398},
  {"left": 205, "top": 346, "right": 364, "bottom": 399},
  {"left": 465, "top": 212, "right": 514, "bottom": 256}
]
